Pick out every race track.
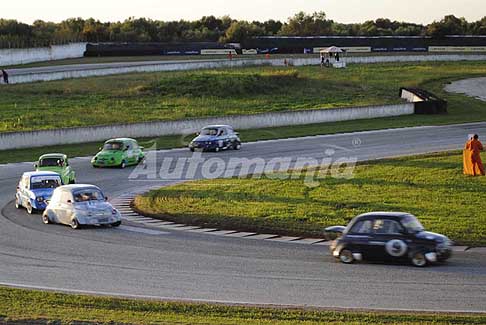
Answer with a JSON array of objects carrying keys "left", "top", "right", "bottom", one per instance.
[{"left": 1, "top": 123, "right": 486, "bottom": 312}]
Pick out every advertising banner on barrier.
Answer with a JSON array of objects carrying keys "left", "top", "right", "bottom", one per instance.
[
  {"left": 313, "top": 47, "right": 371, "bottom": 53},
  {"left": 201, "top": 49, "right": 237, "bottom": 55},
  {"left": 429, "top": 46, "right": 486, "bottom": 52},
  {"left": 242, "top": 49, "right": 258, "bottom": 55}
]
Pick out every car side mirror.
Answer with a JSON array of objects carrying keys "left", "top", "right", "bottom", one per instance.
[
  {"left": 99, "top": 147, "right": 102, "bottom": 150},
  {"left": 67, "top": 200, "right": 72, "bottom": 204},
  {"left": 105, "top": 196, "right": 108, "bottom": 201},
  {"left": 34, "top": 163, "right": 38, "bottom": 168},
  {"left": 195, "top": 132, "right": 200, "bottom": 136}
]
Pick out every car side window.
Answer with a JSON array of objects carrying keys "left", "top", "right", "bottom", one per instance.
[
  {"left": 373, "top": 219, "right": 404, "bottom": 234},
  {"left": 131, "top": 141, "right": 139, "bottom": 150},
  {"left": 25, "top": 176, "right": 30, "bottom": 189},
  {"left": 349, "top": 220, "right": 373, "bottom": 234}
]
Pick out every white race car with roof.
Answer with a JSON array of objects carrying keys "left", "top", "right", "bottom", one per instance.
[{"left": 42, "top": 184, "right": 122, "bottom": 229}]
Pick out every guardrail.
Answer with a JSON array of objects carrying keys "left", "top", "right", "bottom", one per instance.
[{"left": 0, "top": 103, "right": 414, "bottom": 150}]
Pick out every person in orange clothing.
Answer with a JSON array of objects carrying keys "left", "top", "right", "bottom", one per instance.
[{"left": 464, "top": 134, "right": 485, "bottom": 176}]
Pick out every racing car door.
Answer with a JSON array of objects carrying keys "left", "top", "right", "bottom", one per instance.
[{"left": 370, "top": 218, "right": 409, "bottom": 261}]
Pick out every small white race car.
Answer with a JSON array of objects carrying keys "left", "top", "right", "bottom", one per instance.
[{"left": 42, "top": 184, "right": 121, "bottom": 229}]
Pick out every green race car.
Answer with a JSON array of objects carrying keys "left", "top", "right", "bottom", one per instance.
[
  {"left": 35, "top": 153, "right": 76, "bottom": 185},
  {"left": 91, "top": 138, "right": 145, "bottom": 168}
]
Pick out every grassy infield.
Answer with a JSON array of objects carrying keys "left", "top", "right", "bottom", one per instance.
[
  {"left": 1, "top": 286, "right": 486, "bottom": 325},
  {"left": 2, "top": 62, "right": 486, "bottom": 323}
]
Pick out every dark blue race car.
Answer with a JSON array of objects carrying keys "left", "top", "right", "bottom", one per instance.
[
  {"left": 325, "top": 212, "right": 453, "bottom": 267},
  {"left": 189, "top": 125, "right": 242, "bottom": 152}
]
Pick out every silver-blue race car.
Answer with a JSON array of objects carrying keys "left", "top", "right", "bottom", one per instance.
[
  {"left": 42, "top": 184, "right": 122, "bottom": 229},
  {"left": 189, "top": 125, "right": 242, "bottom": 152},
  {"left": 15, "top": 171, "right": 63, "bottom": 214}
]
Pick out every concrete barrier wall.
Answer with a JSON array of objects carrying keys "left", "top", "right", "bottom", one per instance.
[
  {"left": 0, "top": 103, "right": 414, "bottom": 150},
  {"left": 7, "top": 54, "right": 486, "bottom": 84},
  {"left": 0, "top": 43, "right": 87, "bottom": 66}
]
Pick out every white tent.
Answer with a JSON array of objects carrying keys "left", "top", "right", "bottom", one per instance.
[
  {"left": 320, "top": 46, "right": 344, "bottom": 54},
  {"left": 319, "top": 46, "right": 346, "bottom": 68}
]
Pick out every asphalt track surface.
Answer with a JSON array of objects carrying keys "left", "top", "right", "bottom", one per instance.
[{"left": 1, "top": 123, "right": 486, "bottom": 312}]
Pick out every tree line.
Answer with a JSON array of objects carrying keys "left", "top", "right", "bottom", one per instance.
[{"left": 1, "top": 12, "right": 486, "bottom": 48}]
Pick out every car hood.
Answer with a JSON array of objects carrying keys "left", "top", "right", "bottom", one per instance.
[
  {"left": 415, "top": 231, "right": 448, "bottom": 242},
  {"left": 30, "top": 188, "right": 55, "bottom": 198},
  {"left": 96, "top": 150, "right": 123, "bottom": 158},
  {"left": 192, "top": 135, "right": 219, "bottom": 142}
]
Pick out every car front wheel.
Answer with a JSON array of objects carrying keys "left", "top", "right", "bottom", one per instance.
[
  {"left": 339, "top": 249, "right": 355, "bottom": 264},
  {"left": 111, "top": 221, "right": 121, "bottom": 227},
  {"left": 233, "top": 141, "right": 241, "bottom": 150},
  {"left": 26, "top": 203, "right": 34, "bottom": 215},
  {"left": 411, "top": 252, "right": 427, "bottom": 267},
  {"left": 120, "top": 160, "right": 127, "bottom": 169},
  {"left": 15, "top": 198, "right": 21, "bottom": 209}
]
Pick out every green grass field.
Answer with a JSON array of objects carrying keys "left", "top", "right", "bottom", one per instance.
[
  {"left": 2, "top": 61, "right": 486, "bottom": 133},
  {"left": 135, "top": 151, "right": 486, "bottom": 246},
  {"left": 1, "top": 286, "right": 485, "bottom": 324}
]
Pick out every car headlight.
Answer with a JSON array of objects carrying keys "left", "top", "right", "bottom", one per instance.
[{"left": 112, "top": 208, "right": 118, "bottom": 215}]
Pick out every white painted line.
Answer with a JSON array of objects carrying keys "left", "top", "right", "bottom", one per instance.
[
  {"left": 142, "top": 219, "right": 168, "bottom": 224},
  {"left": 267, "top": 236, "right": 302, "bottom": 242},
  {"left": 205, "top": 230, "right": 238, "bottom": 236},
  {"left": 452, "top": 246, "right": 468, "bottom": 252},
  {"left": 122, "top": 216, "right": 142, "bottom": 221},
  {"left": 224, "top": 232, "right": 257, "bottom": 238},
  {"left": 188, "top": 228, "right": 218, "bottom": 233},
  {"left": 291, "top": 238, "right": 326, "bottom": 245},
  {"left": 246, "top": 234, "right": 280, "bottom": 240},
  {"left": 136, "top": 217, "right": 161, "bottom": 222},
  {"left": 118, "top": 225, "right": 169, "bottom": 235},
  {"left": 155, "top": 223, "right": 188, "bottom": 229},
  {"left": 313, "top": 241, "right": 331, "bottom": 246},
  {"left": 466, "top": 247, "right": 486, "bottom": 253},
  {"left": 170, "top": 226, "right": 202, "bottom": 231}
]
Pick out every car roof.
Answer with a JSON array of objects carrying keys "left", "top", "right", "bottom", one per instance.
[
  {"left": 202, "top": 125, "right": 233, "bottom": 129},
  {"left": 355, "top": 212, "right": 415, "bottom": 219},
  {"left": 56, "top": 184, "right": 101, "bottom": 192},
  {"left": 39, "top": 153, "right": 67, "bottom": 159},
  {"left": 105, "top": 138, "right": 136, "bottom": 143},
  {"left": 22, "top": 171, "right": 61, "bottom": 177}
]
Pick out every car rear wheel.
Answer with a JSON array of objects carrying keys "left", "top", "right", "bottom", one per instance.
[
  {"left": 42, "top": 213, "right": 50, "bottom": 224},
  {"left": 233, "top": 141, "right": 241, "bottom": 150},
  {"left": 70, "top": 218, "right": 80, "bottom": 229},
  {"left": 411, "top": 252, "right": 427, "bottom": 267},
  {"left": 339, "top": 249, "right": 355, "bottom": 264},
  {"left": 190, "top": 147, "right": 195, "bottom": 152},
  {"left": 215, "top": 147, "right": 220, "bottom": 152},
  {"left": 111, "top": 221, "right": 121, "bottom": 227},
  {"left": 120, "top": 160, "right": 127, "bottom": 169}
]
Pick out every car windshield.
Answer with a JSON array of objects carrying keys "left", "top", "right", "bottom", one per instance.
[
  {"left": 39, "top": 157, "right": 63, "bottom": 167},
  {"left": 31, "top": 176, "right": 61, "bottom": 189},
  {"left": 201, "top": 128, "right": 219, "bottom": 136},
  {"left": 73, "top": 189, "right": 105, "bottom": 202},
  {"left": 402, "top": 215, "right": 424, "bottom": 233},
  {"left": 103, "top": 142, "right": 123, "bottom": 150}
]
